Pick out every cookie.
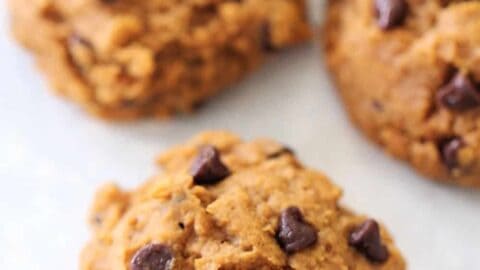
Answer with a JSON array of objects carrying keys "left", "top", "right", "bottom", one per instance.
[
  {"left": 80, "top": 131, "right": 405, "bottom": 269},
  {"left": 9, "top": 0, "right": 310, "bottom": 119},
  {"left": 325, "top": 0, "right": 480, "bottom": 187}
]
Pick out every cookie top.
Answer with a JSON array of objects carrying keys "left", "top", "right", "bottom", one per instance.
[
  {"left": 325, "top": 0, "right": 480, "bottom": 186},
  {"left": 9, "top": 0, "right": 310, "bottom": 119},
  {"left": 80, "top": 131, "right": 405, "bottom": 269}
]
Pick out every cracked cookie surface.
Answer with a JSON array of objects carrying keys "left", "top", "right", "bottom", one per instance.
[
  {"left": 9, "top": 0, "right": 310, "bottom": 119},
  {"left": 80, "top": 131, "right": 405, "bottom": 269},
  {"left": 325, "top": 0, "right": 480, "bottom": 187}
]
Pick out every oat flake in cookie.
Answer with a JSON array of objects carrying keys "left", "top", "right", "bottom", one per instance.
[
  {"left": 80, "top": 131, "right": 405, "bottom": 269},
  {"left": 325, "top": 0, "right": 480, "bottom": 187},
  {"left": 9, "top": 0, "right": 310, "bottom": 119}
]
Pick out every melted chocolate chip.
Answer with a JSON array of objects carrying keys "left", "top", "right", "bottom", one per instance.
[
  {"left": 375, "top": 0, "right": 408, "bottom": 30},
  {"left": 437, "top": 73, "right": 480, "bottom": 111},
  {"left": 131, "top": 244, "right": 174, "bottom": 270},
  {"left": 190, "top": 145, "right": 230, "bottom": 185},
  {"left": 276, "top": 207, "right": 317, "bottom": 253},
  {"left": 349, "top": 219, "right": 389, "bottom": 263},
  {"left": 439, "top": 137, "right": 465, "bottom": 170}
]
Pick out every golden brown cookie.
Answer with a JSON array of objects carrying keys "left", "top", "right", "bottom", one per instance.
[
  {"left": 325, "top": 0, "right": 480, "bottom": 187},
  {"left": 9, "top": 0, "right": 310, "bottom": 119},
  {"left": 80, "top": 131, "right": 405, "bottom": 269}
]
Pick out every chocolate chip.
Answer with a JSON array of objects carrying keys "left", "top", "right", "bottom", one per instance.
[
  {"left": 437, "top": 73, "right": 480, "bottom": 111},
  {"left": 375, "top": 0, "right": 408, "bottom": 30},
  {"left": 349, "top": 219, "right": 389, "bottom": 263},
  {"left": 439, "top": 137, "right": 464, "bottom": 170},
  {"left": 260, "top": 22, "right": 275, "bottom": 52},
  {"left": 131, "top": 244, "right": 174, "bottom": 270},
  {"left": 276, "top": 207, "right": 317, "bottom": 253},
  {"left": 267, "top": 146, "right": 295, "bottom": 159},
  {"left": 178, "top": 222, "right": 185, "bottom": 230},
  {"left": 190, "top": 145, "right": 230, "bottom": 185}
]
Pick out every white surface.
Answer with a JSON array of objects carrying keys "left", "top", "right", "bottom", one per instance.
[{"left": 0, "top": 1, "right": 479, "bottom": 269}]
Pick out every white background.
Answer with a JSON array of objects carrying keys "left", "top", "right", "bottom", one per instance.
[{"left": 0, "top": 1, "right": 479, "bottom": 269}]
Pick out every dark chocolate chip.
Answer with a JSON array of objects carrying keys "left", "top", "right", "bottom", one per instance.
[
  {"left": 267, "top": 146, "right": 295, "bottom": 159},
  {"left": 190, "top": 145, "right": 230, "bottom": 185},
  {"left": 439, "top": 137, "right": 464, "bottom": 170},
  {"left": 131, "top": 244, "right": 174, "bottom": 270},
  {"left": 178, "top": 222, "right": 185, "bottom": 230},
  {"left": 260, "top": 22, "right": 275, "bottom": 52},
  {"left": 276, "top": 207, "right": 317, "bottom": 253},
  {"left": 437, "top": 73, "right": 480, "bottom": 111},
  {"left": 375, "top": 0, "right": 408, "bottom": 30},
  {"left": 349, "top": 219, "right": 389, "bottom": 263}
]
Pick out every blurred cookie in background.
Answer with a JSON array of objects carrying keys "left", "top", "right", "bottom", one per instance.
[
  {"left": 325, "top": 0, "right": 480, "bottom": 187},
  {"left": 9, "top": 0, "right": 310, "bottom": 119}
]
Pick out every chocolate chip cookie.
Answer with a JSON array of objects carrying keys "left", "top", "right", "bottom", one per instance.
[
  {"left": 9, "top": 0, "right": 310, "bottom": 119},
  {"left": 80, "top": 131, "right": 405, "bottom": 269},
  {"left": 325, "top": 0, "right": 480, "bottom": 187}
]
